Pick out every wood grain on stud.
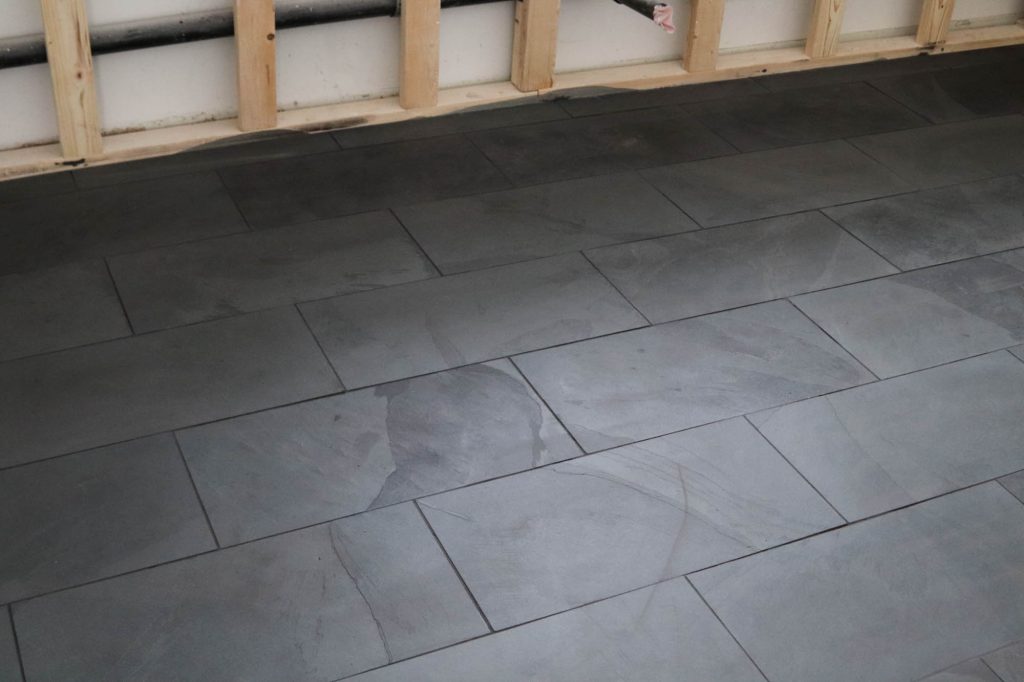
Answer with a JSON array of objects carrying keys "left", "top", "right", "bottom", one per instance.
[
  {"left": 400, "top": 0, "right": 442, "bottom": 108},
  {"left": 685, "top": 0, "right": 726, "bottom": 72},
  {"left": 234, "top": 0, "right": 277, "bottom": 131},
  {"left": 806, "top": 0, "right": 846, "bottom": 58},
  {"left": 511, "top": 0, "right": 561, "bottom": 91},
  {"left": 917, "top": 0, "right": 956, "bottom": 46}
]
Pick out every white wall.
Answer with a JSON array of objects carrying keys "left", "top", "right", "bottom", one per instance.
[{"left": 1, "top": 0, "right": 1021, "bottom": 151}]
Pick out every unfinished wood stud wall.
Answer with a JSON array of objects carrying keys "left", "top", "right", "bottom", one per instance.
[
  {"left": 917, "top": 0, "right": 956, "bottom": 46},
  {"left": 511, "top": 0, "right": 562, "bottom": 91},
  {"left": 806, "top": 0, "right": 846, "bottom": 58},
  {"left": 684, "top": 0, "right": 727, "bottom": 72},
  {"left": 400, "top": 0, "right": 442, "bottom": 108},
  {"left": 234, "top": 0, "right": 278, "bottom": 131}
]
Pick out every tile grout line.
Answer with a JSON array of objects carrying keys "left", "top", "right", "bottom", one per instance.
[
  {"left": 102, "top": 257, "right": 137, "bottom": 336},
  {"left": 861, "top": 78, "right": 940, "bottom": 127},
  {"left": 743, "top": 414, "right": 850, "bottom": 524},
  {"left": 7, "top": 606, "right": 26, "bottom": 682},
  {"left": 578, "top": 250, "right": 653, "bottom": 326},
  {"left": 784, "top": 298, "right": 881, "bottom": 382},
  {"left": 981, "top": 656, "right": 1011, "bottom": 682},
  {"left": 294, "top": 304, "right": 347, "bottom": 391},
  {"left": 172, "top": 432, "right": 222, "bottom": 549},
  {"left": 463, "top": 132, "right": 517, "bottom": 188},
  {"left": 412, "top": 500, "right": 496, "bottom": 633},
  {"left": 997, "top": 478, "right": 1024, "bottom": 507},
  {"left": 815, "top": 209, "right": 903, "bottom": 273},
  {"left": 684, "top": 575, "right": 774, "bottom": 682},
  {"left": 505, "top": 357, "right": 591, "bottom": 456},
  {"left": 214, "top": 168, "right": 257, "bottom": 233},
  {"left": 387, "top": 208, "right": 445, "bottom": 278}
]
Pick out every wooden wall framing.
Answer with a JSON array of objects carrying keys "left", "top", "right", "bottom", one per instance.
[{"left": 4, "top": 0, "right": 1022, "bottom": 180}]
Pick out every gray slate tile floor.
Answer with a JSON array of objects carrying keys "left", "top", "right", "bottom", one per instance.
[{"left": 1, "top": 47, "right": 1024, "bottom": 682}]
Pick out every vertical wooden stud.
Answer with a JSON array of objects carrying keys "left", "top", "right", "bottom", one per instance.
[
  {"left": 40, "top": 0, "right": 102, "bottom": 160},
  {"left": 685, "top": 0, "right": 726, "bottom": 72},
  {"left": 917, "top": 0, "right": 956, "bottom": 46},
  {"left": 511, "top": 0, "right": 561, "bottom": 92},
  {"left": 400, "top": 0, "right": 441, "bottom": 109},
  {"left": 234, "top": 0, "right": 277, "bottom": 131},
  {"left": 806, "top": 0, "right": 846, "bottom": 58}
]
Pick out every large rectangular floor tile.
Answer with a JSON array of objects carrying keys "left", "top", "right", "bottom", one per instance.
[
  {"left": 869, "top": 59, "right": 1024, "bottom": 123},
  {"left": 108, "top": 211, "right": 436, "bottom": 332},
  {"left": 0, "top": 171, "right": 75, "bottom": 204},
  {"left": 824, "top": 175, "right": 1024, "bottom": 270},
  {"left": 1013, "top": 345, "right": 1024, "bottom": 363},
  {"left": 421, "top": 418, "right": 841, "bottom": 629},
  {"left": 749, "top": 352, "right": 1024, "bottom": 520},
  {"left": 394, "top": 172, "right": 698, "bottom": 274},
  {"left": 13, "top": 503, "right": 487, "bottom": 682},
  {"left": 0, "top": 260, "right": 130, "bottom": 361},
  {"left": 73, "top": 132, "right": 339, "bottom": 188},
  {"left": 0, "top": 172, "right": 247, "bottom": 276},
  {"left": 557, "top": 78, "right": 767, "bottom": 117},
  {"left": 332, "top": 102, "right": 568, "bottom": 147},
  {"left": 0, "top": 307, "right": 341, "bottom": 468},
  {"left": 641, "top": 140, "right": 910, "bottom": 227},
  {"left": 920, "top": 659, "right": 1003, "bottom": 682},
  {"left": 792, "top": 251, "right": 1024, "bottom": 377},
  {"left": 985, "top": 640, "right": 1024, "bottom": 681},
  {"left": 0, "top": 434, "right": 215, "bottom": 603},
  {"left": 300, "top": 253, "right": 646, "bottom": 388},
  {"left": 1002, "top": 470, "right": 1024, "bottom": 504},
  {"left": 178, "top": 360, "right": 581, "bottom": 545},
  {"left": 513, "top": 300, "right": 874, "bottom": 452},
  {"left": 685, "top": 82, "right": 927, "bottom": 151},
  {"left": 690, "top": 483, "right": 1024, "bottom": 682},
  {"left": 348, "top": 577, "right": 765, "bottom": 682},
  {"left": 218, "top": 136, "right": 509, "bottom": 228},
  {"left": 468, "top": 107, "right": 735, "bottom": 185},
  {"left": 0, "top": 608, "right": 19, "bottom": 682},
  {"left": 586, "top": 211, "right": 896, "bottom": 323},
  {"left": 850, "top": 115, "right": 1024, "bottom": 188}
]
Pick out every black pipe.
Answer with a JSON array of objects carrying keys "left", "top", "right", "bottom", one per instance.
[{"left": 0, "top": 0, "right": 503, "bottom": 70}]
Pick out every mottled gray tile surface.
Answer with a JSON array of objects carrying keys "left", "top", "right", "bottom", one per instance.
[
  {"left": 348, "top": 577, "right": 765, "bottom": 682},
  {"left": 514, "top": 300, "right": 873, "bottom": 451},
  {"left": 642, "top": 140, "right": 910, "bottom": 227},
  {"left": 0, "top": 260, "right": 130, "bottom": 361},
  {"left": 793, "top": 251, "right": 1024, "bottom": 377},
  {"left": 757, "top": 53, "right": 962, "bottom": 92},
  {"left": 685, "top": 82, "right": 926, "bottom": 151},
  {"left": 919, "top": 659, "right": 1003, "bottom": 682},
  {"left": 557, "top": 78, "right": 767, "bottom": 117},
  {"left": 851, "top": 115, "right": 1024, "bottom": 188},
  {"left": 421, "top": 418, "right": 841, "bottom": 628},
  {"left": 0, "top": 307, "right": 341, "bottom": 468},
  {"left": 0, "top": 435, "right": 214, "bottom": 603},
  {"left": 985, "top": 640, "right": 1024, "bottom": 682},
  {"left": 825, "top": 175, "right": 1024, "bottom": 270},
  {"left": 332, "top": 102, "right": 568, "bottom": 147},
  {"left": 13, "top": 503, "right": 487, "bottom": 682},
  {"left": 0, "top": 172, "right": 247, "bottom": 276},
  {"left": 0, "top": 171, "right": 75, "bottom": 204},
  {"left": 73, "top": 132, "right": 339, "bottom": 188},
  {"left": 394, "top": 172, "right": 698, "bottom": 274},
  {"left": 469, "top": 107, "right": 735, "bottom": 185},
  {"left": 1002, "top": 470, "right": 1024, "bottom": 504},
  {"left": 691, "top": 483, "right": 1024, "bottom": 682},
  {"left": 870, "top": 59, "right": 1024, "bottom": 124},
  {"left": 219, "top": 136, "right": 508, "bottom": 229},
  {"left": 0, "top": 608, "right": 20, "bottom": 682},
  {"left": 108, "top": 211, "right": 436, "bottom": 332},
  {"left": 1013, "top": 344, "right": 1024, "bottom": 363},
  {"left": 178, "top": 360, "right": 581, "bottom": 545},
  {"left": 300, "top": 253, "right": 646, "bottom": 388},
  {"left": 586, "top": 211, "right": 896, "bottom": 323},
  {"left": 750, "top": 352, "right": 1024, "bottom": 520}
]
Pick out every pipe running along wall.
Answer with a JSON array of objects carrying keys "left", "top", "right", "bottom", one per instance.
[{"left": 0, "top": 0, "right": 674, "bottom": 70}]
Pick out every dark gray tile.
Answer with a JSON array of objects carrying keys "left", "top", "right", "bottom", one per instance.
[
  {"left": 73, "top": 132, "right": 339, "bottom": 188},
  {"left": 13, "top": 503, "right": 487, "bottom": 682},
  {"left": 0, "top": 172, "right": 247, "bottom": 276},
  {"left": 1002, "top": 470, "right": 1024, "bottom": 505},
  {"left": 394, "top": 172, "right": 698, "bottom": 274},
  {"left": 919, "top": 659, "right": 1003, "bottom": 682},
  {"left": 985, "top": 640, "right": 1024, "bottom": 682},
  {"left": 1014, "top": 345, "right": 1024, "bottom": 363},
  {"left": 641, "top": 140, "right": 910, "bottom": 227},
  {"left": 750, "top": 352, "right": 1024, "bottom": 520},
  {"left": 332, "top": 102, "right": 568, "bottom": 148},
  {"left": 0, "top": 260, "right": 130, "bottom": 361},
  {"left": 178, "top": 360, "right": 581, "bottom": 545},
  {"left": 0, "top": 608, "right": 19, "bottom": 682},
  {"left": 0, "top": 171, "right": 75, "bottom": 205},
  {"left": 792, "top": 251, "right": 1024, "bottom": 377},
  {"left": 0, "top": 307, "right": 341, "bottom": 468},
  {"left": 586, "top": 211, "right": 896, "bottom": 323},
  {"left": 0, "top": 434, "right": 215, "bottom": 603},
  {"left": 108, "top": 211, "right": 436, "bottom": 333},
  {"left": 691, "top": 483, "right": 1024, "bottom": 682},
  {"left": 422, "top": 418, "right": 841, "bottom": 629},
  {"left": 513, "top": 299, "right": 873, "bottom": 452},
  {"left": 218, "top": 135, "right": 509, "bottom": 229},
  {"left": 347, "top": 576, "right": 766, "bottom": 682},
  {"left": 851, "top": 115, "right": 1024, "bottom": 188},
  {"left": 469, "top": 107, "right": 735, "bottom": 185},
  {"left": 300, "top": 253, "right": 646, "bottom": 388},
  {"left": 870, "top": 59, "right": 1024, "bottom": 123},
  {"left": 556, "top": 78, "right": 767, "bottom": 117},
  {"left": 824, "top": 175, "right": 1024, "bottom": 270},
  {"left": 685, "top": 82, "right": 927, "bottom": 151}
]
